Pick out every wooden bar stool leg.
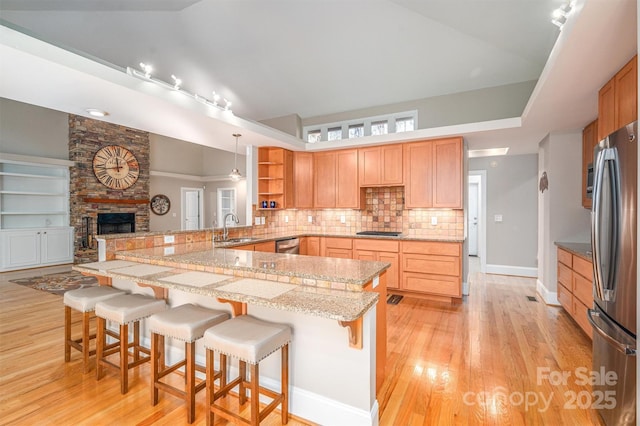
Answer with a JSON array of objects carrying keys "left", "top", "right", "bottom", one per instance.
[
  {"left": 82, "top": 311, "right": 91, "bottom": 373},
  {"left": 239, "top": 360, "right": 247, "bottom": 405},
  {"left": 133, "top": 321, "right": 140, "bottom": 361},
  {"left": 120, "top": 323, "right": 129, "bottom": 394},
  {"left": 250, "top": 363, "right": 260, "bottom": 426},
  {"left": 220, "top": 353, "right": 227, "bottom": 389},
  {"left": 186, "top": 341, "right": 196, "bottom": 424},
  {"left": 206, "top": 349, "right": 214, "bottom": 426},
  {"left": 151, "top": 332, "right": 159, "bottom": 405},
  {"left": 96, "top": 317, "right": 105, "bottom": 380},
  {"left": 64, "top": 306, "right": 71, "bottom": 362},
  {"left": 282, "top": 344, "right": 289, "bottom": 424}
]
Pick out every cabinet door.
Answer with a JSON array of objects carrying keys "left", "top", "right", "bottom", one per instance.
[
  {"left": 2, "top": 230, "right": 40, "bottom": 269},
  {"left": 325, "top": 248, "right": 352, "bottom": 259},
  {"left": 582, "top": 120, "right": 598, "bottom": 209},
  {"left": 40, "top": 228, "right": 73, "bottom": 265},
  {"left": 598, "top": 78, "right": 616, "bottom": 140},
  {"left": 378, "top": 251, "right": 399, "bottom": 289},
  {"left": 381, "top": 144, "right": 403, "bottom": 185},
  {"left": 404, "top": 141, "right": 433, "bottom": 208},
  {"left": 358, "top": 147, "right": 381, "bottom": 186},
  {"left": 354, "top": 249, "right": 376, "bottom": 262},
  {"left": 254, "top": 241, "right": 275, "bottom": 253},
  {"left": 433, "top": 138, "right": 462, "bottom": 208},
  {"left": 336, "top": 149, "right": 359, "bottom": 208},
  {"left": 313, "top": 152, "right": 336, "bottom": 208},
  {"left": 615, "top": 56, "right": 637, "bottom": 130},
  {"left": 307, "top": 237, "right": 320, "bottom": 256},
  {"left": 293, "top": 152, "right": 314, "bottom": 209}
]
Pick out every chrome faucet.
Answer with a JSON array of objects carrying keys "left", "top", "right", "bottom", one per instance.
[{"left": 222, "top": 213, "right": 239, "bottom": 241}]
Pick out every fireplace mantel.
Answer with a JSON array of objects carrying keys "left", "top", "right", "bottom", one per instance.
[{"left": 83, "top": 198, "right": 149, "bottom": 204}]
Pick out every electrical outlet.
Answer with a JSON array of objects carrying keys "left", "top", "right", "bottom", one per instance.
[
  {"left": 431, "top": 216, "right": 438, "bottom": 225},
  {"left": 494, "top": 214, "right": 503, "bottom": 223},
  {"left": 163, "top": 235, "right": 175, "bottom": 244},
  {"left": 285, "top": 215, "right": 289, "bottom": 223},
  {"left": 340, "top": 215, "right": 346, "bottom": 224},
  {"left": 261, "top": 217, "right": 265, "bottom": 225},
  {"left": 308, "top": 215, "right": 313, "bottom": 223},
  {"left": 255, "top": 217, "right": 261, "bottom": 225}
]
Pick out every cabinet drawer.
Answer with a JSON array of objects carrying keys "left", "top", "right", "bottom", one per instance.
[
  {"left": 557, "top": 262, "right": 572, "bottom": 288},
  {"left": 325, "top": 248, "right": 352, "bottom": 259},
  {"left": 354, "top": 239, "right": 399, "bottom": 252},
  {"left": 402, "top": 254, "right": 460, "bottom": 276},
  {"left": 324, "top": 237, "right": 353, "bottom": 249},
  {"left": 572, "top": 298, "right": 593, "bottom": 339},
  {"left": 402, "top": 272, "right": 460, "bottom": 297},
  {"left": 557, "top": 249, "right": 572, "bottom": 267},
  {"left": 254, "top": 241, "right": 275, "bottom": 253},
  {"left": 557, "top": 282, "right": 573, "bottom": 313},
  {"left": 572, "top": 271, "right": 593, "bottom": 306},
  {"left": 572, "top": 255, "right": 593, "bottom": 281},
  {"left": 402, "top": 241, "right": 460, "bottom": 256}
]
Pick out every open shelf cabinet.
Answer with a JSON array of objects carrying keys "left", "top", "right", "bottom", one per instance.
[{"left": 257, "top": 147, "right": 293, "bottom": 210}]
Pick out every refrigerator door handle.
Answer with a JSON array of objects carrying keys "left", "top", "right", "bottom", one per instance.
[
  {"left": 591, "top": 148, "right": 607, "bottom": 300},
  {"left": 588, "top": 309, "right": 636, "bottom": 356}
]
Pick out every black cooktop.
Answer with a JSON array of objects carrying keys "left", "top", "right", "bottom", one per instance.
[{"left": 356, "top": 231, "right": 402, "bottom": 237}]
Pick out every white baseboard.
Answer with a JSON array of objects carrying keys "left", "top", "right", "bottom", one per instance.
[
  {"left": 536, "top": 279, "right": 560, "bottom": 306},
  {"left": 485, "top": 264, "right": 538, "bottom": 277},
  {"left": 462, "top": 280, "right": 469, "bottom": 296}
]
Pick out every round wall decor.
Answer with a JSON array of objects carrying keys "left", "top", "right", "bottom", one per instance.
[
  {"left": 150, "top": 194, "right": 171, "bottom": 215},
  {"left": 92, "top": 145, "right": 140, "bottom": 189}
]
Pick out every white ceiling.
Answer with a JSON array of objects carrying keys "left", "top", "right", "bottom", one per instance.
[{"left": 0, "top": 0, "right": 637, "bottom": 156}]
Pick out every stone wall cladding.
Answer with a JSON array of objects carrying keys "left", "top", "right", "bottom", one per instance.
[{"left": 69, "top": 115, "right": 150, "bottom": 263}]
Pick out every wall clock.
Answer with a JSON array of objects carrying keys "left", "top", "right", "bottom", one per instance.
[
  {"left": 92, "top": 145, "right": 140, "bottom": 190},
  {"left": 150, "top": 194, "right": 171, "bottom": 215}
]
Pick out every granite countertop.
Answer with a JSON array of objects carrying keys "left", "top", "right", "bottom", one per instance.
[
  {"left": 115, "top": 242, "right": 389, "bottom": 286},
  {"left": 555, "top": 241, "right": 592, "bottom": 261},
  {"left": 73, "top": 260, "right": 378, "bottom": 322}
]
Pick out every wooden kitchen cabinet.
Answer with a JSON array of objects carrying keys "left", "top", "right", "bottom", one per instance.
[
  {"left": 354, "top": 239, "right": 399, "bottom": 289},
  {"left": 399, "top": 240, "right": 462, "bottom": 301},
  {"left": 321, "top": 237, "right": 353, "bottom": 259},
  {"left": 598, "top": 55, "right": 637, "bottom": 140},
  {"left": 233, "top": 241, "right": 275, "bottom": 252},
  {"left": 358, "top": 144, "right": 403, "bottom": 186},
  {"left": 581, "top": 119, "right": 598, "bottom": 209},
  {"left": 293, "top": 151, "right": 314, "bottom": 209},
  {"left": 257, "top": 147, "right": 294, "bottom": 209},
  {"left": 403, "top": 138, "right": 463, "bottom": 209},
  {"left": 557, "top": 248, "right": 593, "bottom": 338},
  {"left": 313, "top": 149, "right": 360, "bottom": 209}
]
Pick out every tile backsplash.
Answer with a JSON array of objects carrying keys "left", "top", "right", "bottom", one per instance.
[{"left": 252, "top": 186, "right": 464, "bottom": 240}]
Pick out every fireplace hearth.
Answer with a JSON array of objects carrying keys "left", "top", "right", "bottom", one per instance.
[{"left": 97, "top": 213, "right": 135, "bottom": 235}]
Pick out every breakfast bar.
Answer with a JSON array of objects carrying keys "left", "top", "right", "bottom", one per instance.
[{"left": 74, "top": 240, "right": 388, "bottom": 425}]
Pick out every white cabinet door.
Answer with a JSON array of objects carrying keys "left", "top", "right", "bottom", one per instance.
[
  {"left": 1, "top": 230, "right": 41, "bottom": 269},
  {"left": 41, "top": 228, "right": 74, "bottom": 265}
]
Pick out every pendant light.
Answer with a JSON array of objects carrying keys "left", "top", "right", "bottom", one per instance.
[{"left": 229, "top": 133, "right": 242, "bottom": 181}]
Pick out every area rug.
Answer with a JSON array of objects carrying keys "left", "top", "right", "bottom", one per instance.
[{"left": 9, "top": 271, "right": 98, "bottom": 296}]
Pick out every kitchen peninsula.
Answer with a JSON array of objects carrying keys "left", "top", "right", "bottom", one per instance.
[{"left": 77, "top": 231, "right": 389, "bottom": 426}]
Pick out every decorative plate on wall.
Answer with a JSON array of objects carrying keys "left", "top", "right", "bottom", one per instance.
[{"left": 150, "top": 194, "right": 170, "bottom": 215}]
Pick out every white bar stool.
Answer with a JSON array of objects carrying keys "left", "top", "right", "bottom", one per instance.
[
  {"left": 63, "top": 286, "right": 126, "bottom": 373},
  {"left": 203, "top": 315, "right": 291, "bottom": 426},
  {"left": 148, "top": 303, "right": 230, "bottom": 424},
  {"left": 95, "top": 293, "right": 167, "bottom": 394}
]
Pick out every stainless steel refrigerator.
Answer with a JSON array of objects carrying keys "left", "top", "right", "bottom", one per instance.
[{"left": 588, "top": 121, "right": 637, "bottom": 425}]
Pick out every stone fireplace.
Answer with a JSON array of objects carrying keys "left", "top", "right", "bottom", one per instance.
[{"left": 69, "top": 115, "right": 150, "bottom": 263}]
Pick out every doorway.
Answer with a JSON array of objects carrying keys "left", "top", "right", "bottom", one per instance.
[
  {"left": 181, "top": 187, "right": 204, "bottom": 230},
  {"left": 468, "top": 171, "right": 486, "bottom": 274}
]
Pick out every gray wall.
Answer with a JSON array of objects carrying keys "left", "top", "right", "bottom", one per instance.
[
  {"left": 470, "top": 153, "right": 538, "bottom": 269},
  {"left": 537, "top": 132, "right": 591, "bottom": 297},
  {"left": 302, "top": 80, "right": 536, "bottom": 130},
  {"left": 0, "top": 98, "right": 68, "bottom": 158}
]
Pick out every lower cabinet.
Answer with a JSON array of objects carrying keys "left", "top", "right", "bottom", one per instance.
[
  {"left": 399, "top": 241, "right": 462, "bottom": 300},
  {"left": 233, "top": 241, "right": 275, "bottom": 252},
  {"left": 353, "top": 239, "right": 399, "bottom": 289},
  {"left": 557, "top": 248, "right": 593, "bottom": 338},
  {"left": 321, "top": 237, "right": 353, "bottom": 259},
  {"left": 0, "top": 227, "right": 74, "bottom": 271}
]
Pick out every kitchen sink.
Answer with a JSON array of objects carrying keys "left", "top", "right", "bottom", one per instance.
[{"left": 225, "top": 237, "right": 257, "bottom": 243}]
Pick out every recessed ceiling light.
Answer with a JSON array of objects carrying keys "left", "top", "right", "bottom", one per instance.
[
  {"left": 86, "top": 108, "right": 108, "bottom": 117},
  {"left": 468, "top": 147, "right": 509, "bottom": 158}
]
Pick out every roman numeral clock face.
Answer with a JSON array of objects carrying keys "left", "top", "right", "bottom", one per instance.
[{"left": 92, "top": 145, "right": 140, "bottom": 190}]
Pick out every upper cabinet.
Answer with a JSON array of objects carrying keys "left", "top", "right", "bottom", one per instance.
[
  {"left": 257, "top": 147, "right": 293, "bottom": 210},
  {"left": 313, "top": 149, "right": 360, "bottom": 209},
  {"left": 581, "top": 119, "right": 598, "bottom": 209},
  {"left": 598, "top": 55, "right": 637, "bottom": 140},
  {"left": 358, "top": 144, "right": 403, "bottom": 186},
  {"left": 293, "top": 152, "right": 314, "bottom": 209},
  {"left": 403, "top": 138, "right": 463, "bottom": 209}
]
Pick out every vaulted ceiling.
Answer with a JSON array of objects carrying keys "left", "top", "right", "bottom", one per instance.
[{"left": 0, "top": 0, "right": 636, "bottom": 155}]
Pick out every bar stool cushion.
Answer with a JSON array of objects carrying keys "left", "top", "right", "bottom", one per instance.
[
  {"left": 95, "top": 294, "right": 166, "bottom": 325},
  {"left": 64, "top": 286, "right": 126, "bottom": 312},
  {"left": 149, "top": 304, "right": 230, "bottom": 342},
  {"left": 203, "top": 315, "right": 291, "bottom": 364}
]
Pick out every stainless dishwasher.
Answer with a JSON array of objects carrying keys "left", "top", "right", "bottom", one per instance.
[{"left": 276, "top": 238, "right": 299, "bottom": 254}]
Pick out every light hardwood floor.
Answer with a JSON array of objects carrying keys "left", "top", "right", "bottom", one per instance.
[{"left": 0, "top": 267, "right": 602, "bottom": 425}]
